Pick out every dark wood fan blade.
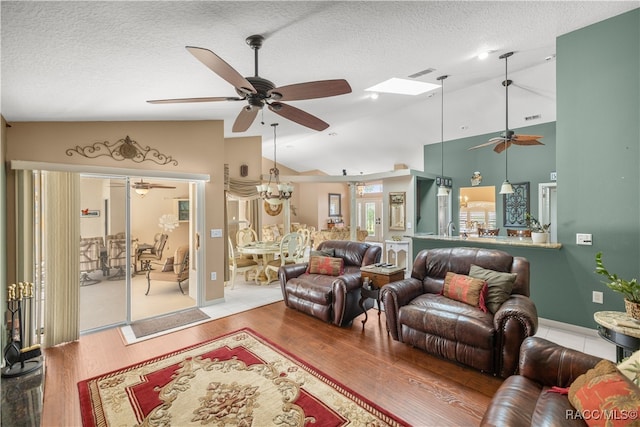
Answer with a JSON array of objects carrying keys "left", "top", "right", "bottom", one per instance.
[
  {"left": 468, "top": 139, "right": 502, "bottom": 150},
  {"left": 268, "top": 102, "right": 329, "bottom": 131},
  {"left": 269, "top": 79, "right": 352, "bottom": 101},
  {"left": 513, "top": 134, "right": 544, "bottom": 141},
  {"left": 148, "top": 184, "right": 177, "bottom": 189},
  {"left": 232, "top": 106, "right": 259, "bottom": 133},
  {"left": 513, "top": 138, "right": 544, "bottom": 146},
  {"left": 186, "top": 46, "right": 257, "bottom": 95},
  {"left": 493, "top": 141, "right": 512, "bottom": 153},
  {"left": 147, "top": 96, "right": 244, "bottom": 104}
]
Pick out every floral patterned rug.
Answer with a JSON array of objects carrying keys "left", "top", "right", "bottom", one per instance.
[{"left": 78, "top": 328, "right": 406, "bottom": 426}]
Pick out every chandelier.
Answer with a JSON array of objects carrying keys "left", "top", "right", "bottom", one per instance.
[{"left": 256, "top": 123, "right": 294, "bottom": 205}]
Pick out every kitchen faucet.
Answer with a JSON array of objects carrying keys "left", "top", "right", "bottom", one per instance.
[{"left": 447, "top": 221, "right": 456, "bottom": 237}]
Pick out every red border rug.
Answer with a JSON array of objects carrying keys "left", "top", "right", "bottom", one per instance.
[{"left": 78, "top": 328, "right": 407, "bottom": 426}]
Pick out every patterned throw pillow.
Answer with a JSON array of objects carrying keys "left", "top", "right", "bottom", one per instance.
[
  {"left": 618, "top": 350, "right": 640, "bottom": 386},
  {"left": 568, "top": 359, "right": 640, "bottom": 427},
  {"left": 468, "top": 264, "right": 517, "bottom": 314},
  {"left": 307, "top": 256, "right": 344, "bottom": 276},
  {"left": 442, "top": 272, "right": 488, "bottom": 312}
]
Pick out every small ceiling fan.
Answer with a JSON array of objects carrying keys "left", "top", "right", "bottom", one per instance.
[
  {"left": 148, "top": 35, "right": 352, "bottom": 132},
  {"left": 468, "top": 52, "right": 544, "bottom": 153}
]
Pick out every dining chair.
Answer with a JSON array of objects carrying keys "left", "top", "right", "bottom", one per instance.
[
  {"left": 297, "top": 228, "right": 313, "bottom": 261},
  {"left": 264, "top": 232, "right": 305, "bottom": 283},
  {"left": 79, "top": 238, "right": 102, "bottom": 286},
  {"left": 227, "top": 237, "right": 259, "bottom": 289},
  {"left": 236, "top": 227, "right": 258, "bottom": 247},
  {"left": 507, "top": 228, "right": 531, "bottom": 237},
  {"left": 478, "top": 227, "right": 500, "bottom": 236},
  {"left": 106, "top": 238, "right": 128, "bottom": 280}
]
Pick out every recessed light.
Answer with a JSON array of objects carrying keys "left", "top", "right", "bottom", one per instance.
[
  {"left": 477, "top": 50, "right": 494, "bottom": 60},
  {"left": 370, "top": 93, "right": 379, "bottom": 100},
  {"left": 365, "top": 78, "right": 440, "bottom": 96},
  {"left": 545, "top": 54, "right": 556, "bottom": 61}
]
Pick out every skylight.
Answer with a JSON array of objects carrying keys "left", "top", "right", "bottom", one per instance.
[{"left": 365, "top": 78, "right": 441, "bottom": 96}]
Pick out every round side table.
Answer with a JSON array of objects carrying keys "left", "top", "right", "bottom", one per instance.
[{"left": 594, "top": 311, "right": 640, "bottom": 362}]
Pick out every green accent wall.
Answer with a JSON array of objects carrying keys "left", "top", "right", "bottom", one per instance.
[{"left": 420, "top": 9, "right": 639, "bottom": 328}]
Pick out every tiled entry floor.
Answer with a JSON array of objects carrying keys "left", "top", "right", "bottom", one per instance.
[{"left": 536, "top": 318, "right": 617, "bottom": 362}]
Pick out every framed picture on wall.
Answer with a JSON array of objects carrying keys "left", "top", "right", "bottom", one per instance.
[{"left": 503, "top": 182, "right": 530, "bottom": 227}]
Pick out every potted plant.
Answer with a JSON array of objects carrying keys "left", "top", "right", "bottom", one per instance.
[
  {"left": 595, "top": 252, "right": 640, "bottom": 320},
  {"left": 525, "top": 213, "right": 550, "bottom": 243}
]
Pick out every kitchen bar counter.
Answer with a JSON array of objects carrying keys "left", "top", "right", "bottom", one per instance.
[{"left": 412, "top": 233, "right": 562, "bottom": 249}]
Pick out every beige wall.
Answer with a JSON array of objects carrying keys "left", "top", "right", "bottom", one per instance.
[{"left": 6, "top": 120, "right": 226, "bottom": 302}]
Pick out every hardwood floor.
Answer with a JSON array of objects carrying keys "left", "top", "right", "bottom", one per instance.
[{"left": 42, "top": 302, "right": 503, "bottom": 426}]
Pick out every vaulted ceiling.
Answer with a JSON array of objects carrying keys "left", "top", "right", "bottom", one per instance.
[{"left": 2, "top": 1, "right": 637, "bottom": 175}]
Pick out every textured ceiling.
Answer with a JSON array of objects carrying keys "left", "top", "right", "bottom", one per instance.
[{"left": 2, "top": 1, "right": 638, "bottom": 175}]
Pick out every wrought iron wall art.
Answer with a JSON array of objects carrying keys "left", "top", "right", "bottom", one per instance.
[
  {"left": 503, "top": 182, "right": 530, "bottom": 227},
  {"left": 66, "top": 135, "right": 178, "bottom": 166}
]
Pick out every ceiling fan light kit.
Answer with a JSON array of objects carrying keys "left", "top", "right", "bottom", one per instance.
[{"left": 148, "top": 34, "right": 352, "bottom": 132}]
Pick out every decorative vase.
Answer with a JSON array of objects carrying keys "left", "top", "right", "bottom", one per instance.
[
  {"left": 624, "top": 299, "right": 640, "bottom": 321},
  {"left": 531, "top": 232, "right": 549, "bottom": 243}
]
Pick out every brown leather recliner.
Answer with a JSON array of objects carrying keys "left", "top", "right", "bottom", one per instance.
[
  {"left": 278, "top": 240, "right": 381, "bottom": 326},
  {"left": 481, "top": 337, "right": 604, "bottom": 426},
  {"left": 381, "top": 247, "right": 537, "bottom": 377}
]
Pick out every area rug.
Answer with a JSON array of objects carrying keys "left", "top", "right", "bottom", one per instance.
[
  {"left": 130, "top": 308, "right": 209, "bottom": 339},
  {"left": 78, "top": 328, "right": 407, "bottom": 427}
]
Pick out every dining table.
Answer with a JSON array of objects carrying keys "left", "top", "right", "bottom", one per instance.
[{"left": 236, "top": 241, "right": 281, "bottom": 285}]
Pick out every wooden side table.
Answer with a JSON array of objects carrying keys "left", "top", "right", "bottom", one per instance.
[
  {"left": 594, "top": 311, "right": 640, "bottom": 362},
  {"left": 359, "top": 265, "right": 405, "bottom": 328}
]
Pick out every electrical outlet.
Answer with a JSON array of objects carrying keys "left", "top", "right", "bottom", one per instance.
[
  {"left": 210, "top": 272, "right": 217, "bottom": 281},
  {"left": 592, "top": 291, "right": 603, "bottom": 304},
  {"left": 576, "top": 233, "right": 592, "bottom": 245}
]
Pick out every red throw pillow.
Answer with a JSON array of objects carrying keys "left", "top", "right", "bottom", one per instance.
[
  {"left": 307, "top": 256, "right": 344, "bottom": 276},
  {"left": 568, "top": 360, "right": 640, "bottom": 427},
  {"left": 442, "top": 272, "right": 488, "bottom": 312}
]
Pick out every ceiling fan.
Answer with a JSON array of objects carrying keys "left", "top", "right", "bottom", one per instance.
[
  {"left": 468, "top": 52, "right": 544, "bottom": 153},
  {"left": 111, "top": 179, "right": 176, "bottom": 196},
  {"left": 148, "top": 34, "right": 352, "bottom": 132}
]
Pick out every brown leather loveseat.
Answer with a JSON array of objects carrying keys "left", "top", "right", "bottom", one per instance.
[
  {"left": 381, "top": 247, "right": 537, "bottom": 377},
  {"left": 279, "top": 240, "right": 381, "bottom": 326},
  {"left": 481, "top": 337, "right": 619, "bottom": 426}
]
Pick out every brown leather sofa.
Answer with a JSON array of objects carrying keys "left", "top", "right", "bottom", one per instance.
[
  {"left": 381, "top": 247, "right": 537, "bottom": 377},
  {"left": 481, "top": 337, "right": 604, "bottom": 426},
  {"left": 278, "top": 240, "right": 381, "bottom": 326}
]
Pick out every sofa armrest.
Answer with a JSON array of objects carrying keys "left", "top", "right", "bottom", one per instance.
[
  {"left": 380, "top": 278, "right": 424, "bottom": 340},
  {"left": 331, "top": 272, "right": 364, "bottom": 325},
  {"left": 493, "top": 294, "right": 539, "bottom": 377},
  {"left": 518, "top": 337, "right": 603, "bottom": 387}
]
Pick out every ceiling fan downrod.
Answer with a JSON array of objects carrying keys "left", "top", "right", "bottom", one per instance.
[{"left": 246, "top": 35, "right": 264, "bottom": 77}]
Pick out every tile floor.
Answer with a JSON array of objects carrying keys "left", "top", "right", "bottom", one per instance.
[{"left": 536, "top": 318, "right": 617, "bottom": 361}]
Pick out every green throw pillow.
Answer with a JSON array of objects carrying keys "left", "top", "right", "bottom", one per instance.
[{"left": 468, "top": 264, "right": 517, "bottom": 314}]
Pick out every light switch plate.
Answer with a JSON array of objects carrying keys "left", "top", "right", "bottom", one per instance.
[
  {"left": 210, "top": 272, "right": 217, "bottom": 281},
  {"left": 210, "top": 229, "right": 223, "bottom": 238},
  {"left": 576, "top": 233, "right": 592, "bottom": 245}
]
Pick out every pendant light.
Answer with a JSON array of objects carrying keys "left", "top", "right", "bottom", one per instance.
[
  {"left": 256, "top": 123, "right": 294, "bottom": 205},
  {"left": 436, "top": 75, "right": 449, "bottom": 197},
  {"left": 498, "top": 52, "right": 514, "bottom": 195}
]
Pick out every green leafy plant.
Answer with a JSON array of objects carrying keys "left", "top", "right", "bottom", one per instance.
[
  {"left": 525, "top": 213, "right": 550, "bottom": 233},
  {"left": 595, "top": 252, "right": 640, "bottom": 303}
]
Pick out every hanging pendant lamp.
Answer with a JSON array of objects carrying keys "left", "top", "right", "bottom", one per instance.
[
  {"left": 256, "top": 123, "right": 294, "bottom": 205},
  {"left": 436, "top": 75, "right": 449, "bottom": 197},
  {"left": 499, "top": 52, "right": 514, "bottom": 195}
]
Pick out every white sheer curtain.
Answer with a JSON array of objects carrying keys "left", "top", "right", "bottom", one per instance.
[{"left": 42, "top": 171, "right": 80, "bottom": 347}]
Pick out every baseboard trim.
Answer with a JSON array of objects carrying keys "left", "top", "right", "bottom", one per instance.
[{"left": 538, "top": 317, "right": 599, "bottom": 338}]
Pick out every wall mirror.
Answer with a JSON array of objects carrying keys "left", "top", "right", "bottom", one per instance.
[
  {"left": 458, "top": 186, "right": 496, "bottom": 234},
  {"left": 389, "top": 192, "right": 406, "bottom": 230},
  {"left": 328, "top": 193, "right": 341, "bottom": 217}
]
